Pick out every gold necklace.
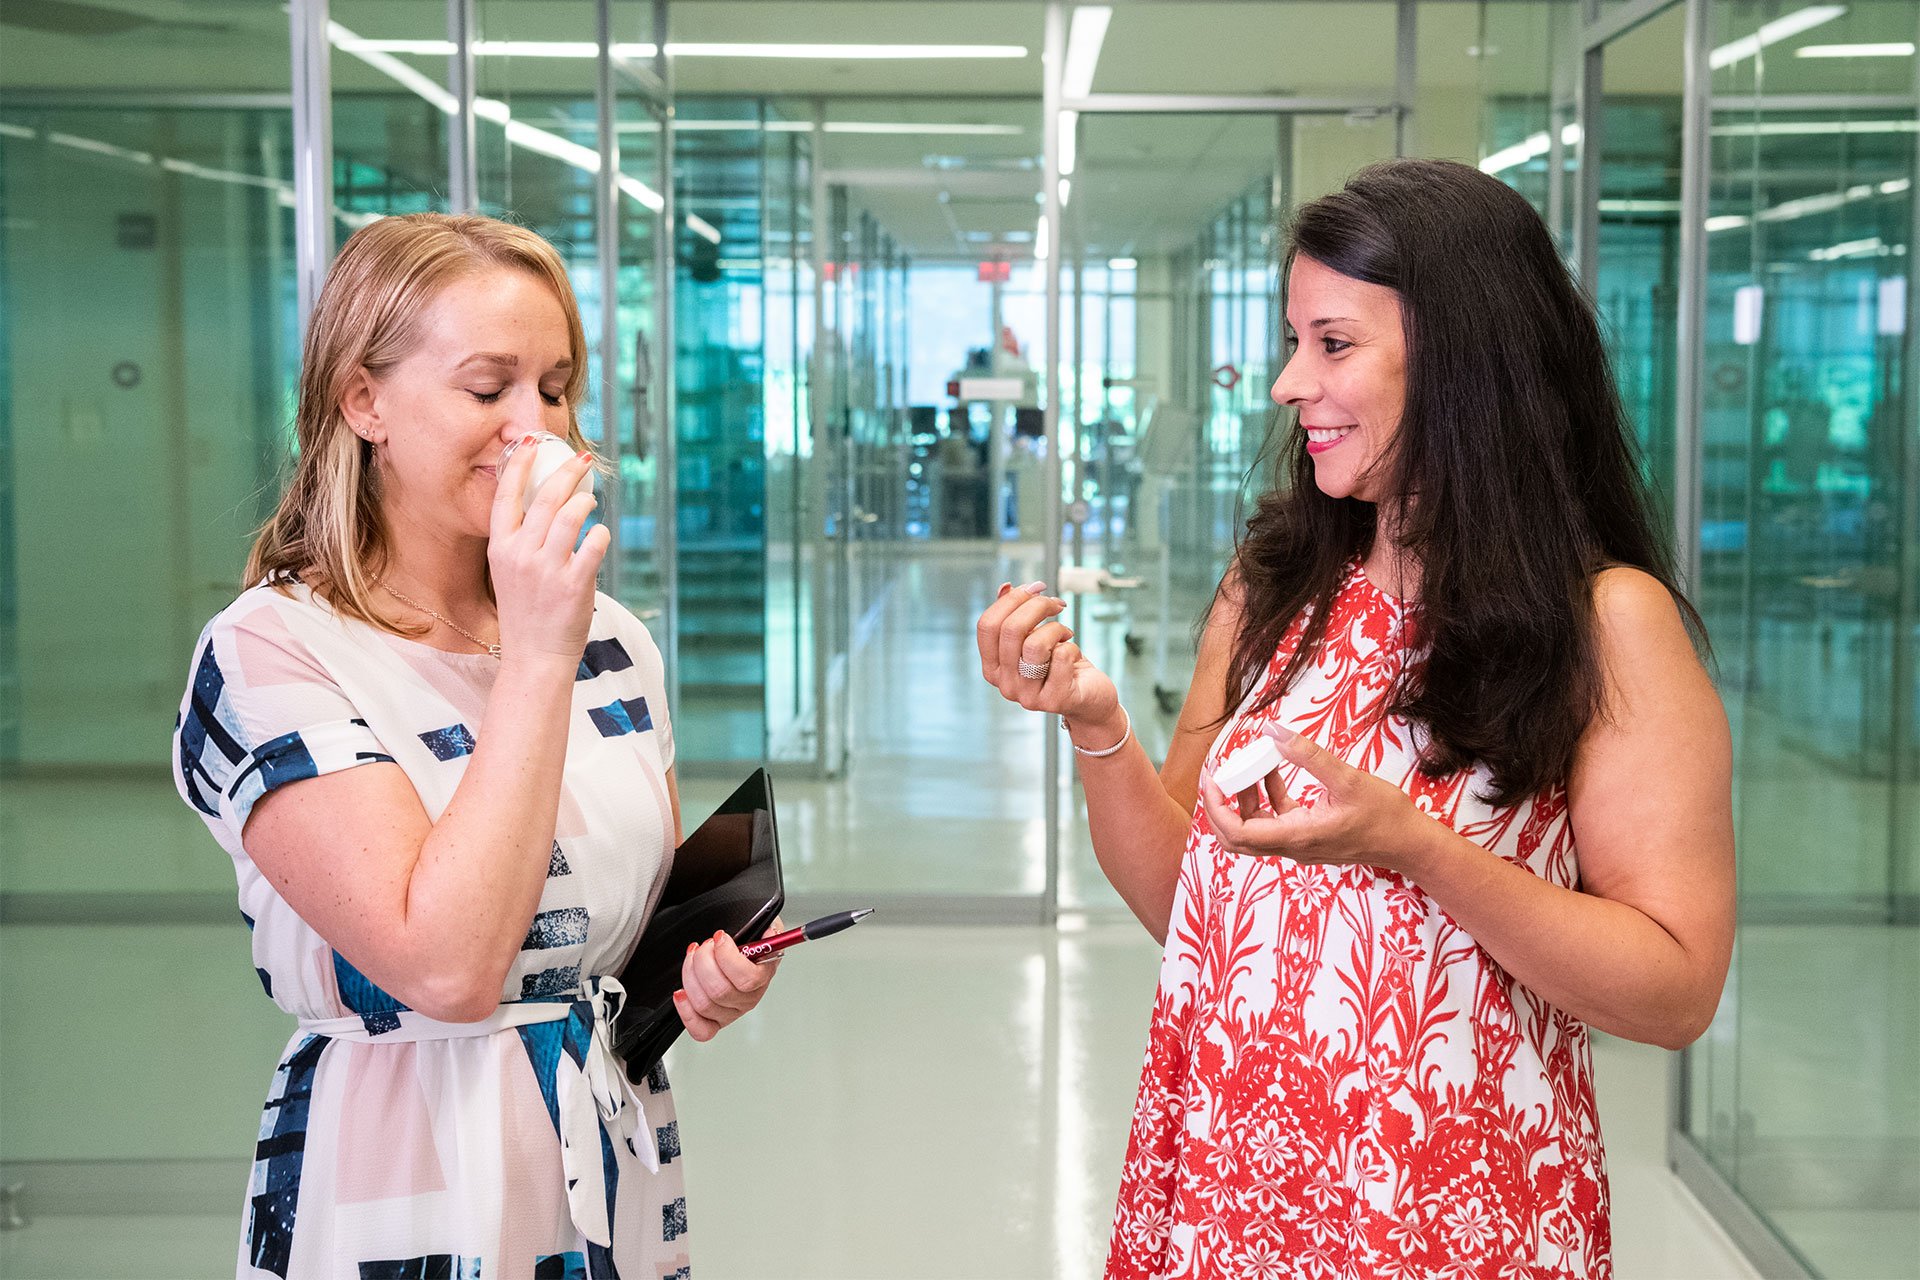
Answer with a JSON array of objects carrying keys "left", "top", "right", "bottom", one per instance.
[{"left": 380, "top": 583, "right": 501, "bottom": 658}]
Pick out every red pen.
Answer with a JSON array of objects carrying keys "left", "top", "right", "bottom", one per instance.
[{"left": 740, "top": 908, "right": 873, "bottom": 963}]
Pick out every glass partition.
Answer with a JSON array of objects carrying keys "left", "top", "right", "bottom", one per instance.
[
  {"left": 1678, "top": 1, "right": 1920, "bottom": 1272},
  {"left": 0, "top": 1, "right": 302, "bottom": 1253}
]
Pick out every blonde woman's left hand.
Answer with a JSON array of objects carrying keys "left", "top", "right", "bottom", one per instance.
[
  {"left": 1198, "top": 728, "right": 1429, "bottom": 875},
  {"left": 673, "top": 917, "right": 782, "bottom": 1042}
]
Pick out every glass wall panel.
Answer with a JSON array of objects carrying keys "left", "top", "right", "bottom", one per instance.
[
  {"left": 761, "top": 114, "right": 816, "bottom": 765},
  {"left": 0, "top": 1, "right": 302, "bottom": 1252},
  {"left": 674, "top": 98, "right": 771, "bottom": 766},
  {"left": 1680, "top": 1, "right": 1920, "bottom": 1273},
  {"left": 1594, "top": 4, "right": 1688, "bottom": 521},
  {"left": 329, "top": 1, "right": 459, "bottom": 220}
]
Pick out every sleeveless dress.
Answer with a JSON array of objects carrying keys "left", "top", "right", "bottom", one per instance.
[
  {"left": 172, "top": 581, "right": 692, "bottom": 1280},
  {"left": 1107, "top": 561, "right": 1611, "bottom": 1280}
]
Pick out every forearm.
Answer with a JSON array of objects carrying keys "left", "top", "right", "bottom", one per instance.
[
  {"left": 1071, "top": 707, "right": 1193, "bottom": 943},
  {"left": 1402, "top": 819, "right": 1722, "bottom": 1048},
  {"left": 402, "top": 652, "right": 578, "bottom": 1003}
]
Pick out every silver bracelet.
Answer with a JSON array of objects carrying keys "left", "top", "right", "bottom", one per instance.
[{"left": 1064, "top": 706, "right": 1131, "bottom": 758}]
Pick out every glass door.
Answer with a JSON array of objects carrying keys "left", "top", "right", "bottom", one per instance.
[
  {"left": 1676, "top": 1, "right": 1920, "bottom": 1273},
  {"left": 1053, "top": 107, "right": 1399, "bottom": 911}
]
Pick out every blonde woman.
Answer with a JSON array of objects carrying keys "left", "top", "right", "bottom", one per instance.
[{"left": 173, "top": 213, "right": 773, "bottom": 1278}]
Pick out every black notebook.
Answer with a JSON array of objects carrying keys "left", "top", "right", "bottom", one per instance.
[{"left": 613, "top": 768, "right": 785, "bottom": 1083}]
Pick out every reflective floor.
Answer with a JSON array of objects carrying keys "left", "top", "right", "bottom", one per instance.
[
  {"left": 0, "top": 545, "right": 1900, "bottom": 1277},
  {"left": 0, "top": 917, "right": 1759, "bottom": 1280}
]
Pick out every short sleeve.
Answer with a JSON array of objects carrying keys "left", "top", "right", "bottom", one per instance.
[
  {"left": 595, "top": 594, "right": 674, "bottom": 771},
  {"left": 173, "top": 595, "right": 395, "bottom": 845}
]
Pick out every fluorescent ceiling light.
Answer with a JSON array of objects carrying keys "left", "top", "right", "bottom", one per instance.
[
  {"left": 1062, "top": 6, "right": 1113, "bottom": 99},
  {"left": 1108, "top": 257, "right": 1137, "bottom": 270},
  {"left": 36, "top": 126, "right": 383, "bottom": 226},
  {"left": 1710, "top": 119, "right": 1917, "bottom": 136},
  {"left": 668, "top": 43, "right": 1025, "bottom": 59},
  {"left": 1060, "top": 109, "right": 1079, "bottom": 176},
  {"left": 1810, "top": 235, "right": 1885, "bottom": 260},
  {"left": 48, "top": 132, "right": 153, "bottom": 164},
  {"left": 635, "top": 120, "right": 1022, "bottom": 136},
  {"left": 686, "top": 214, "right": 722, "bottom": 245},
  {"left": 1599, "top": 199, "right": 1683, "bottom": 213},
  {"left": 329, "top": 20, "right": 664, "bottom": 212},
  {"left": 1796, "top": 42, "right": 1914, "bottom": 57},
  {"left": 1706, "top": 214, "right": 1752, "bottom": 232},
  {"left": 823, "top": 122, "right": 1023, "bottom": 136},
  {"left": 1034, "top": 212, "right": 1051, "bottom": 261},
  {"left": 1708, "top": 5, "right": 1847, "bottom": 71},
  {"left": 1058, "top": 178, "right": 1071, "bottom": 207},
  {"left": 1478, "top": 122, "right": 1581, "bottom": 176},
  {"left": 329, "top": 38, "right": 1025, "bottom": 60},
  {"left": 0, "top": 122, "right": 36, "bottom": 140}
]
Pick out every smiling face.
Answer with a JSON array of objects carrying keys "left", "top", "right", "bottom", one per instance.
[
  {"left": 341, "top": 267, "right": 575, "bottom": 541},
  {"left": 1271, "top": 253, "right": 1409, "bottom": 505}
]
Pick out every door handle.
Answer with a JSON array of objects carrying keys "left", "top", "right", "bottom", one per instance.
[{"left": 632, "top": 330, "right": 653, "bottom": 461}]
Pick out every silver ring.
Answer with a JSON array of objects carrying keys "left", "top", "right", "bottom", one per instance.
[{"left": 1018, "top": 657, "right": 1052, "bottom": 681}]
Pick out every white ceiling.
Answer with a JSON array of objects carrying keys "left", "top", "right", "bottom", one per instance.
[{"left": 3, "top": 1, "right": 1915, "bottom": 258}]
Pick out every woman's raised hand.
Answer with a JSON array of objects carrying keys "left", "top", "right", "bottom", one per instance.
[
  {"left": 975, "top": 581, "right": 1121, "bottom": 729},
  {"left": 489, "top": 435, "right": 611, "bottom": 664}
]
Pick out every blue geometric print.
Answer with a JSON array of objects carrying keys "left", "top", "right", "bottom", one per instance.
[
  {"left": 587, "top": 1125, "right": 622, "bottom": 1279},
  {"left": 179, "top": 641, "right": 244, "bottom": 817},
  {"left": 576, "top": 637, "right": 634, "bottom": 681},
  {"left": 417, "top": 723, "right": 477, "bottom": 761},
  {"left": 661, "top": 1194, "right": 688, "bottom": 1242},
  {"left": 644, "top": 1061, "right": 670, "bottom": 1095},
  {"left": 514, "top": 1022, "right": 564, "bottom": 1142},
  {"left": 247, "top": 1033, "right": 327, "bottom": 1278},
  {"left": 655, "top": 1120, "right": 680, "bottom": 1164},
  {"left": 534, "top": 1255, "right": 587, "bottom": 1280},
  {"left": 587, "top": 697, "right": 652, "bottom": 738},
  {"left": 331, "top": 951, "right": 408, "bottom": 1035},
  {"left": 228, "top": 728, "right": 319, "bottom": 803},
  {"left": 522, "top": 907, "right": 590, "bottom": 951},
  {"left": 520, "top": 964, "right": 581, "bottom": 999},
  {"left": 548, "top": 841, "right": 572, "bottom": 876},
  {"left": 355, "top": 1258, "right": 482, "bottom": 1279}
]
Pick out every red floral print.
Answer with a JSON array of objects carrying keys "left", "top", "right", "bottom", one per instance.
[{"left": 1108, "top": 563, "right": 1610, "bottom": 1279}]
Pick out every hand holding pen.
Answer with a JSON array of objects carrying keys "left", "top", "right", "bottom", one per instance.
[{"left": 741, "top": 908, "right": 874, "bottom": 964}]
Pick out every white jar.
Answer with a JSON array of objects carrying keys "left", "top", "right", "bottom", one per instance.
[{"left": 500, "top": 431, "right": 596, "bottom": 511}]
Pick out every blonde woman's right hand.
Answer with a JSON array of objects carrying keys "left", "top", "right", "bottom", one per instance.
[
  {"left": 489, "top": 435, "right": 610, "bottom": 664},
  {"left": 976, "top": 581, "right": 1121, "bottom": 729}
]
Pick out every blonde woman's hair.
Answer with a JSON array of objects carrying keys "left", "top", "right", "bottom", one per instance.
[{"left": 246, "top": 212, "right": 593, "bottom": 627}]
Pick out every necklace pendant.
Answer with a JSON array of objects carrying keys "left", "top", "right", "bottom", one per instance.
[{"left": 486, "top": 643, "right": 502, "bottom": 659}]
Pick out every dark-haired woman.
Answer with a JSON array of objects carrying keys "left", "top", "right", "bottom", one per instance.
[{"left": 975, "top": 157, "right": 1734, "bottom": 1279}]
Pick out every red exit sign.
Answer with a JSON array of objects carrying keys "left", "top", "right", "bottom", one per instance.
[{"left": 978, "top": 260, "right": 1012, "bottom": 283}]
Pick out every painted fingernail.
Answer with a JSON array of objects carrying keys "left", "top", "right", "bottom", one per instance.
[
  {"left": 1264, "top": 725, "right": 1297, "bottom": 743},
  {"left": 673, "top": 989, "right": 686, "bottom": 1001},
  {"left": 997, "top": 582, "right": 1011, "bottom": 598},
  {"left": 521, "top": 433, "right": 538, "bottom": 445},
  {"left": 1018, "top": 580, "right": 1046, "bottom": 594},
  {"left": 686, "top": 943, "right": 697, "bottom": 955},
  {"left": 577, "top": 450, "right": 592, "bottom": 461}
]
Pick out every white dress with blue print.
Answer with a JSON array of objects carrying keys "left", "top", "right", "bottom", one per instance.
[{"left": 173, "top": 580, "right": 692, "bottom": 1280}]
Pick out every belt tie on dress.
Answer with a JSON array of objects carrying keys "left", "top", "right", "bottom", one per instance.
[{"left": 297, "top": 974, "right": 657, "bottom": 1247}]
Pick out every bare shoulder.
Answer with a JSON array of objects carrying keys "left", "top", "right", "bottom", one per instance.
[
  {"left": 1582, "top": 564, "right": 1722, "bottom": 741},
  {"left": 1589, "top": 566, "right": 1703, "bottom": 690},
  {"left": 1591, "top": 564, "right": 1688, "bottom": 640}
]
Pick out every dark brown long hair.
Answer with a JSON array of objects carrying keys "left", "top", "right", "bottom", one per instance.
[{"left": 1220, "top": 158, "right": 1703, "bottom": 806}]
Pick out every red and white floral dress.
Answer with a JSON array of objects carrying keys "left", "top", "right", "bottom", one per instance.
[{"left": 1108, "top": 561, "right": 1610, "bottom": 1280}]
